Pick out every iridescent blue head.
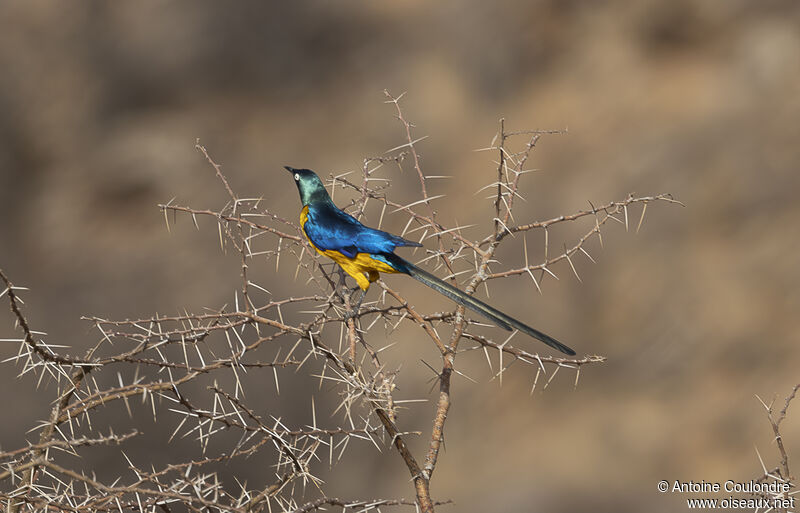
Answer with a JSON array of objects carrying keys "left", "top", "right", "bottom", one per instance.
[{"left": 285, "top": 166, "right": 331, "bottom": 206}]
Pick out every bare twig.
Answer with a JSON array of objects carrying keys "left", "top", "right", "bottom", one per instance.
[{"left": 1, "top": 105, "right": 677, "bottom": 513}]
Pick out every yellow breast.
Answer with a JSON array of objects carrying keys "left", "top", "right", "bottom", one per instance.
[{"left": 299, "top": 205, "right": 399, "bottom": 290}]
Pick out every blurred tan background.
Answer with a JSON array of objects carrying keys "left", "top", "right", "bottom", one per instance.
[{"left": 1, "top": 1, "right": 799, "bottom": 512}]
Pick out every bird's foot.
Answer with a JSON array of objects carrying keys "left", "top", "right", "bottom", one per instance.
[
  {"left": 353, "top": 288, "right": 366, "bottom": 312},
  {"left": 344, "top": 288, "right": 367, "bottom": 321},
  {"left": 336, "top": 267, "right": 349, "bottom": 289}
]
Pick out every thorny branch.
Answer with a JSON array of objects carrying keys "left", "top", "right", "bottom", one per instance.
[
  {"left": 750, "top": 384, "right": 798, "bottom": 513},
  {"left": 1, "top": 96, "right": 679, "bottom": 513}
]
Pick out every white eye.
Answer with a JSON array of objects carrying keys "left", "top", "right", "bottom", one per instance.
[{"left": 294, "top": 173, "right": 300, "bottom": 181}]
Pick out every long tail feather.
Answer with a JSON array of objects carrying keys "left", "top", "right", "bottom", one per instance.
[{"left": 385, "top": 254, "right": 575, "bottom": 355}]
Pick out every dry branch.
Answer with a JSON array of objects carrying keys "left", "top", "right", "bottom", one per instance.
[{"left": 1, "top": 96, "right": 678, "bottom": 512}]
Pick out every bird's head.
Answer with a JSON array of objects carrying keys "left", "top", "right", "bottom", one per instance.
[{"left": 284, "top": 166, "right": 330, "bottom": 206}]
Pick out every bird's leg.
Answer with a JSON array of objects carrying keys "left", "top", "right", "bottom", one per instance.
[
  {"left": 336, "top": 266, "right": 348, "bottom": 291},
  {"left": 336, "top": 267, "right": 371, "bottom": 320},
  {"left": 334, "top": 266, "right": 356, "bottom": 305},
  {"left": 344, "top": 286, "right": 367, "bottom": 321},
  {"left": 352, "top": 287, "right": 367, "bottom": 313},
  {"left": 351, "top": 270, "right": 379, "bottom": 315},
  {"left": 334, "top": 267, "right": 359, "bottom": 319}
]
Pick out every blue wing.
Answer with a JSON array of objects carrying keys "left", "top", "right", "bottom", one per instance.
[{"left": 304, "top": 203, "right": 421, "bottom": 258}]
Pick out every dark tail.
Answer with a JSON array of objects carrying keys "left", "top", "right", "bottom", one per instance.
[{"left": 385, "top": 254, "right": 576, "bottom": 355}]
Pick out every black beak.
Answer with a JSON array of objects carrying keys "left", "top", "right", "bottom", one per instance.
[{"left": 284, "top": 166, "right": 297, "bottom": 173}]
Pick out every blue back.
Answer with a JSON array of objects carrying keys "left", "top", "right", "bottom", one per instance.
[{"left": 304, "top": 202, "right": 420, "bottom": 259}]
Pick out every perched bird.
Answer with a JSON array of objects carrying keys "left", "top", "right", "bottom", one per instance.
[{"left": 286, "top": 166, "right": 575, "bottom": 355}]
